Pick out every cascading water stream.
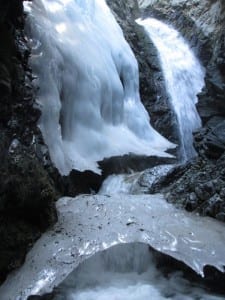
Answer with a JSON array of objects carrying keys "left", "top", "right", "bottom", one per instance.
[
  {"left": 137, "top": 18, "right": 205, "bottom": 161},
  {"left": 24, "top": 0, "right": 175, "bottom": 176},
  {"left": 54, "top": 243, "right": 224, "bottom": 300}
]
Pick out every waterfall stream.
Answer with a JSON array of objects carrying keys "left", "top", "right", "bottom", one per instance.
[{"left": 137, "top": 18, "right": 205, "bottom": 160}]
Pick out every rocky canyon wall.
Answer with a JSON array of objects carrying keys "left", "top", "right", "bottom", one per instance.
[{"left": 0, "top": 0, "right": 58, "bottom": 283}]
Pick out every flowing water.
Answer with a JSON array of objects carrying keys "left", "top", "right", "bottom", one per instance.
[
  {"left": 55, "top": 243, "right": 223, "bottom": 300},
  {"left": 137, "top": 18, "right": 205, "bottom": 160},
  {"left": 98, "top": 164, "right": 174, "bottom": 195}
]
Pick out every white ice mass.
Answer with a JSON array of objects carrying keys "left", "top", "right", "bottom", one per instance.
[{"left": 24, "top": 0, "right": 175, "bottom": 175}]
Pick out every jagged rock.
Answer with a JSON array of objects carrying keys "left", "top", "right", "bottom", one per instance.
[
  {"left": 202, "top": 194, "right": 223, "bottom": 216},
  {"left": 204, "top": 121, "right": 225, "bottom": 158},
  {"left": 162, "top": 153, "right": 225, "bottom": 220},
  {"left": 185, "top": 192, "right": 199, "bottom": 211},
  {"left": 194, "top": 120, "right": 225, "bottom": 159},
  {"left": 220, "top": 187, "right": 225, "bottom": 199},
  {"left": 0, "top": 0, "right": 58, "bottom": 283}
]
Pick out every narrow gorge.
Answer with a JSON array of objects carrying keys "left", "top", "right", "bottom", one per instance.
[{"left": 0, "top": 0, "right": 224, "bottom": 299}]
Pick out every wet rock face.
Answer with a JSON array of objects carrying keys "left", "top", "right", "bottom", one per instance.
[
  {"left": 138, "top": 153, "right": 225, "bottom": 222},
  {"left": 197, "top": 24, "right": 225, "bottom": 125},
  {"left": 161, "top": 153, "right": 225, "bottom": 221},
  {"left": 194, "top": 119, "right": 225, "bottom": 159},
  {"left": 0, "top": 0, "right": 58, "bottom": 283}
]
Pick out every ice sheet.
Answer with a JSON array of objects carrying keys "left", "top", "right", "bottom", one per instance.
[{"left": 1, "top": 194, "right": 225, "bottom": 299}]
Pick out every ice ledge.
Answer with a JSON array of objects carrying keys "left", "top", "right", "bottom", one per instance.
[{"left": 0, "top": 194, "right": 225, "bottom": 299}]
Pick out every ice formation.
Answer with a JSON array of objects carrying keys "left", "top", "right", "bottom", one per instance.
[
  {"left": 1, "top": 194, "right": 225, "bottom": 299},
  {"left": 24, "top": 0, "right": 174, "bottom": 175},
  {"left": 56, "top": 243, "right": 224, "bottom": 300}
]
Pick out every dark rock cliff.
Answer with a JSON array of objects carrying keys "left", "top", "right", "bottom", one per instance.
[{"left": 0, "top": 0, "right": 58, "bottom": 283}]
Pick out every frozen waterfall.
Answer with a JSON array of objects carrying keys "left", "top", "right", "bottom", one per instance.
[
  {"left": 137, "top": 18, "right": 205, "bottom": 160},
  {"left": 24, "top": 0, "right": 175, "bottom": 175}
]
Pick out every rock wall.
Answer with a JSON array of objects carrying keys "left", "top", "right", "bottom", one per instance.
[{"left": 0, "top": 0, "right": 58, "bottom": 283}]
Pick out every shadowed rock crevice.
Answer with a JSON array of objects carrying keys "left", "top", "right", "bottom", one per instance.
[{"left": 0, "top": 0, "right": 58, "bottom": 283}]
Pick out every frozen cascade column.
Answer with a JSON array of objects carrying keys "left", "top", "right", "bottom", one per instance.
[
  {"left": 137, "top": 18, "right": 205, "bottom": 161},
  {"left": 24, "top": 0, "right": 175, "bottom": 175}
]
